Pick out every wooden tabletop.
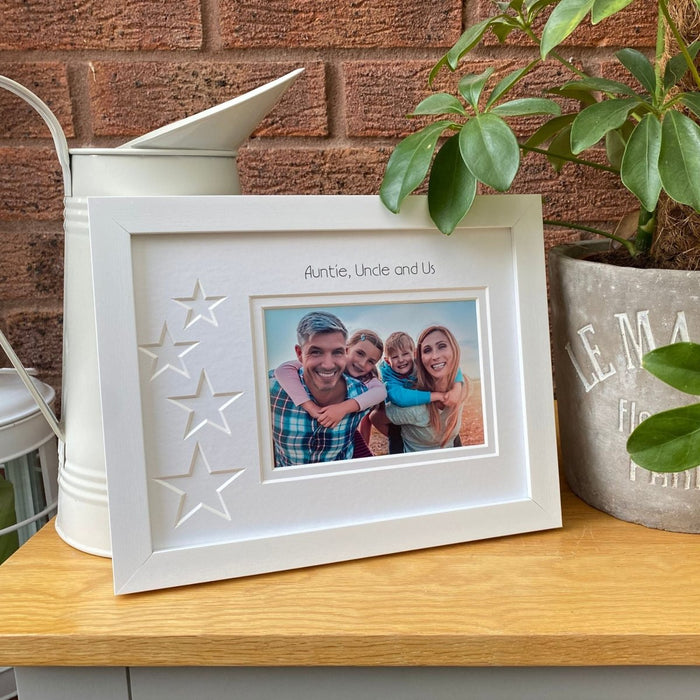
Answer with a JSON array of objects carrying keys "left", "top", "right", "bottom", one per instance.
[{"left": 0, "top": 483, "right": 698, "bottom": 668}]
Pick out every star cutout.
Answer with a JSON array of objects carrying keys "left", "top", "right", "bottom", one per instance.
[
  {"left": 153, "top": 443, "right": 244, "bottom": 527},
  {"left": 168, "top": 370, "right": 242, "bottom": 439},
  {"left": 173, "top": 280, "right": 226, "bottom": 329},
  {"left": 139, "top": 323, "right": 199, "bottom": 380}
]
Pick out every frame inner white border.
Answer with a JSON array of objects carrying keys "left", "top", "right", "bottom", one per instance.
[{"left": 251, "top": 287, "right": 495, "bottom": 482}]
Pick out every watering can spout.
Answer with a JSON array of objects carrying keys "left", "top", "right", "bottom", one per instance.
[{"left": 119, "top": 68, "right": 304, "bottom": 152}]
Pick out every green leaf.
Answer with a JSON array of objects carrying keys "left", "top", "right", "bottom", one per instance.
[
  {"left": 659, "top": 110, "right": 700, "bottom": 211},
  {"left": 570, "top": 98, "right": 638, "bottom": 153},
  {"left": 560, "top": 76, "right": 641, "bottom": 98},
  {"left": 679, "top": 93, "right": 700, "bottom": 119},
  {"left": 412, "top": 94, "right": 468, "bottom": 116},
  {"left": 526, "top": 0, "right": 560, "bottom": 19},
  {"left": 491, "top": 97, "right": 562, "bottom": 117},
  {"left": 540, "top": 0, "right": 594, "bottom": 58},
  {"left": 523, "top": 113, "right": 576, "bottom": 147},
  {"left": 664, "top": 42, "right": 700, "bottom": 90},
  {"left": 447, "top": 18, "right": 496, "bottom": 70},
  {"left": 620, "top": 114, "right": 662, "bottom": 212},
  {"left": 428, "top": 134, "right": 477, "bottom": 234},
  {"left": 605, "top": 129, "right": 626, "bottom": 170},
  {"left": 379, "top": 120, "right": 454, "bottom": 213},
  {"left": 548, "top": 85, "right": 598, "bottom": 106},
  {"left": 627, "top": 403, "right": 700, "bottom": 472},
  {"left": 459, "top": 68, "right": 495, "bottom": 110},
  {"left": 491, "top": 17, "right": 518, "bottom": 43},
  {"left": 547, "top": 124, "right": 575, "bottom": 171},
  {"left": 643, "top": 342, "right": 700, "bottom": 395},
  {"left": 429, "top": 56, "right": 450, "bottom": 86},
  {"left": 591, "top": 0, "right": 634, "bottom": 23},
  {"left": 605, "top": 119, "right": 633, "bottom": 169},
  {"left": 485, "top": 63, "right": 537, "bottom": 109},
  {"left": 615, "top": 48, "right": 656, "bottom": 95},
  {"left": 459, "top": 113, "right": 520, "bottom": 190}
]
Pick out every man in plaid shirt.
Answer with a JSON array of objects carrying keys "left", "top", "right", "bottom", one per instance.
[{"left": 269, "top": 311, "right": 368, "bottom": 467}]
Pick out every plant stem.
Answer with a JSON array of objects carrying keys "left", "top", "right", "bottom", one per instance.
[
  {"left": 543, "top": 219, "right": 638, "bottom": 256},
  {"left": 634, "top": 208, "right": 657, "bottom": 253},
  {"left": 549, "top": 50, "right": 588, "bottom": 79},
  {"left": 521, "top": 145, "right": 619, "bottom": 173},
  {"left": 659, "top": 0, "right": 700, "bottom": 89},
  {"left": 655, "top": 2, "right": 665, "bottom": 106},
  {"left": 520, "top": 19, "right": 586, "bottom": 79}
]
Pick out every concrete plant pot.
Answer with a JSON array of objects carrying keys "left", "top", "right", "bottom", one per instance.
[{"left": 549, "top": 241, "right": 700, "bottom": 532}]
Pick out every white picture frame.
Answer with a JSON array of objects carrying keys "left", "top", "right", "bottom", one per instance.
[{"left": 88, "top": 194, "right": 561, "bottom": 594}]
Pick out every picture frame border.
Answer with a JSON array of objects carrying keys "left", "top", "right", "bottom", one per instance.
[{"left": 88, "top": 194, "right": 561, "bottom": 594}]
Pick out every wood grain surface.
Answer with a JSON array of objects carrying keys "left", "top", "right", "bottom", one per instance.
[{"left": 0, "top": 484, "right": 698, "bottom": 668}]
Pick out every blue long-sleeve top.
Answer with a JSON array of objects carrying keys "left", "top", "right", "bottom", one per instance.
[{"left": 379, "top": 360, "right": 464, "bottom": 407}]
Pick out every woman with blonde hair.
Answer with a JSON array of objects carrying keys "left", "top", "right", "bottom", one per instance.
[{"left": 385, "top": 325, "right": 467, "bottom": 452}]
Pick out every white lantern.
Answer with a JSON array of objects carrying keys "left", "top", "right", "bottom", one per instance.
[{"left": 0, "top": 369, "right": 58, "bottom": 550}]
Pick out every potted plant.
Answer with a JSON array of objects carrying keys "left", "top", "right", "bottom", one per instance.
[{"left": 380, "top": 0, "right": 700, "bottom": 531}]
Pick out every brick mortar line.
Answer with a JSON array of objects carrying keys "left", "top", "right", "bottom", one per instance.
[
  {"left": 0, "top": 299, "right": 63, "bottom": 314},
  {"left": 199, "top": 0, "right": 223, "bottom": 52},
  {"left": 68, "top": 63, "right": 93, "bottom": 143},
  {"left": 242, "top": 136, "right": 401, "bottom": 149},
  {"left": 0, "top": 136, "right": 397, "bottom": 148},
  {"left": 0, "top": 220, "right": 64, "bottom": 231},
  {"left": 0, "top": 44, "right": 637, "bottom": 61},
  {"left": 0, "top": 48, "right": 449, "bottom": 62}
]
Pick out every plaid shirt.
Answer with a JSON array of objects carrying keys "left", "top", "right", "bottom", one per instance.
[{"left": 269, "top": 369, "right": 369, "bottom": 467}]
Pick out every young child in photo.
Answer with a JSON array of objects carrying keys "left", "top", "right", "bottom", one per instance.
[
  {"left": 371, "top": 331, "right": 465, "bottom": 452},
  {"left": 273, "top": 329, "right": 387, "bottom": 456}
]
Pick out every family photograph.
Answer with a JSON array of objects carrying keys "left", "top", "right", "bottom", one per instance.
[{"left": 266, "top": 301, "right": 484, "bottom": 469}]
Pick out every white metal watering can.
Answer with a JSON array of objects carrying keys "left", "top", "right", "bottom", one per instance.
[{"left": 0, "top": 68, "right": 302, "bottom": 556}]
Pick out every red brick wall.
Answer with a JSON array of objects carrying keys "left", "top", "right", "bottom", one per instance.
[{"left": 0, "top": 0, "right": 655, "bottom": 394}]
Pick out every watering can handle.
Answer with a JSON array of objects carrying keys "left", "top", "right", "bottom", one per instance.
[
  {"left": 0, "top": 76, "right": 68, "bottom": 443},
  {"left": 0, "top": 334, "right": 64, "bottom": 443},
  {"left": 0, "top": 75, "right": 72, "bottom": 197}
]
